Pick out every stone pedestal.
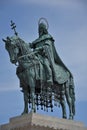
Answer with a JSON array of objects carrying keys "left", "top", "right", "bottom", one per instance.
[{"left": 0, "top": 112, "right": 87, "bottom": 130}]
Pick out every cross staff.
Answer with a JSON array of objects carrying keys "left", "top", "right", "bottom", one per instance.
[{"left": 10, "top": 20, "right": 18, "bottom": 36}]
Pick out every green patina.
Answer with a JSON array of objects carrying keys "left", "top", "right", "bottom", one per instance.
[{"left": 2, "top": 18, "right": 75, "bottom": 120}]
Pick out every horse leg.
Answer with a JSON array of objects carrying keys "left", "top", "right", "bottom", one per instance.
[
  {"left": 72, "top": 100, "right": 75, "bottom": 119},
  {"left": 60, "top": 97, "right": 67, "bottom": 119},
  {"left": 29, "top": 76, "right": 36, "bottom": 113},
  {"left": 16, "top": 68, "right": 28, "bottom": 115},
  {"left": 21, "top": 89, "right": 28, "bottom": 115},
  {"left": 60, "top": 85, "right": 67, "bottom": 119},
  {"left": 30, "top": 86, "right": 36, "bottom": 112},
  {"left": 65, "top": 82, "right": 73, "bottom": 119},
  {"left": 69, "top": 87, "right": 75, "bottom": 119},
  {"left": 25, "top": 68, "right": 36, "bottom": 113}
]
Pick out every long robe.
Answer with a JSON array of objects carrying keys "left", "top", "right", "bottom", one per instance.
[{"left": 31, "top": 34, "right": 73, "bottom": 84}]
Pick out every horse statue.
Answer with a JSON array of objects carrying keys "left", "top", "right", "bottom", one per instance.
[{"left": 3, "top": 35, "right": 75, "bottom": 119}]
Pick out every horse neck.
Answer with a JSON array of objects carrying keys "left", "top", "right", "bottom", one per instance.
[
  {"left": 18, "top": 41, "right": 36, "bottom": 64},
  {"left": 17, "top": 39, "right": 39, "bottom": 63},
  {"left": 18, "top": 39, "right": 31, "bottom": 56}
]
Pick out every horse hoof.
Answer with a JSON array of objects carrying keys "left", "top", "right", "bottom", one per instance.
[
  {"left": 63, "top": 115, "right": 67, "bottom": 119},
  {"left": 31, "top": 109, "right": 36, "bottom": 113},
  {"left": 63, "top": 116, "right": 67, "bottom": 119},
  {"left": 21, "top": 109, "right": 28, "bottom": 115},
  {"left": 33, "top": 108, "right": 36, "bottom": 113},
  {"left": 21, "top": 112, "right": 26, "bottom": 115},
  {"left": 69, "top": 116, "right": 73, "bottom": 120}
]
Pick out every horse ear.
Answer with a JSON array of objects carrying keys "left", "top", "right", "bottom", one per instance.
[
  {"left": 6, "top": 36, "right": 10, "bottom": 40},
  {"left": 2, "top": 38, "right": 7, "bottom": 43}
]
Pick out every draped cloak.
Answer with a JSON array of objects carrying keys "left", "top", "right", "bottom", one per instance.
[{"left": 31, "top": 34, "right": 73, "bottom": 84}]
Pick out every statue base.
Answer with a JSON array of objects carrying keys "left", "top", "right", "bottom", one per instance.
[{"left": 0, "top": 112, "right": 87, "bottom": 130}]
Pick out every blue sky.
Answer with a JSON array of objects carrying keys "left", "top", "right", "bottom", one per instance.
[{"left": 0, "top": 0, "right": 87, "bottom": 126}]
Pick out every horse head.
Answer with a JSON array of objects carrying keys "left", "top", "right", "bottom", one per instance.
[
  {"left": 2, "top": 36, "right": 22, "bottom": 64},
  {"left": 2, "top": 36, "right": 24, "bottom": 64}
]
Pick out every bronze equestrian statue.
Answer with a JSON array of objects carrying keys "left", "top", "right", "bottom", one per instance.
[{"left": 2, "top": 18, "right": 75, "bottom": 119}]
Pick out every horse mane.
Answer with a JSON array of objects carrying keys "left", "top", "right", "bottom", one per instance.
[{"left": 16, "top": 37, "right": 31, "bottom": 55}]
